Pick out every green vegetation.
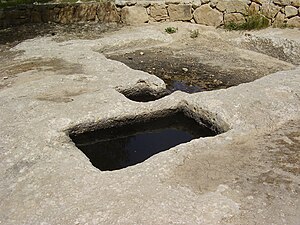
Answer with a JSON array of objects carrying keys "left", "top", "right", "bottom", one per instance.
[
  {"left": 189, "top": 29, "right": 199, "bottom": 38},
  {"left": 224, "top": 13, "right": 269, "bottom": 31},
  {"left": 165, "top": 27, "right": 177, "bottom": 34}
]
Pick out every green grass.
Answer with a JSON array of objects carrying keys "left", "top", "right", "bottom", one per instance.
[
  {"left": 189, "top": 29, "right": 199, "bottom": 38},
  {"left": 165, "top": 27, "right": 177, "bottom": 34},
  {"left": 224, "top": 13, "right": 270, "bottom": 31}
]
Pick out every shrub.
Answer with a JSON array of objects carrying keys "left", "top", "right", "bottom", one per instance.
[
  {"left": 190, "top": 29, "right": 199, "bottom": 38},
  {"left": 224, "top": 12, "right": 270, "bottom": 31},
  {"left": 165, "top": 27, "right": 177, "bottom": 34}
]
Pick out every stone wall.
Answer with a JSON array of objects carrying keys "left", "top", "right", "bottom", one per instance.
[
  {"left": 0, "top": 0, "right": 300, "bottom": 28},
  {"left": 0, "top": 2, "right": 120, "bottom": 27},
  {"left": 120, "top": 0, "right": 300, "bottom": 27}
]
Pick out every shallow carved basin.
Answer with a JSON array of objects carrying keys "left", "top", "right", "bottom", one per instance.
[{"left": 69, "top": 110, "right": 220, "bottom": 171}]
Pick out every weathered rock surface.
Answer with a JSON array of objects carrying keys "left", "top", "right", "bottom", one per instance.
[
  {"left": 168, "top": 4, "right": 193, "bottom": 21},
  {"left": 0, "top": 23, "right": 299, "bottom": 225},
  {"left": 121, "top": 6, "right": 149, "bottom": 24},
  {"left": 273, "top": 0, "right": 291, "bottom": 6},
  {"left": 149, "top": 3, "right": 168, "bottom": 21},
  {"left": 194, "top": 4, "right": 223, "bottom": 26},
  {"left": 261, "top": 3, "right": 281, "bottom": 19},
  {"left": 234, "top": 27, "right": 300, "bottom": 64},
  {"left": 97, "top": 2, "right": 120, "bottom": 22},
  {"left": 192, "top": 0, "right": 202, "bottom": 7},
  {"left": 273, "top": 11, "right": 286, "bottom": 26},
  {"left": 285, "top": 5, "right": 298, "bottom": 17},
  {"left": 224, "top": 13, "right": 246, "bottom": 24},
  {"left": 287, "top": 15, "right": 300, "bottom": 26},
  {"left": 252, "top": 0, "right": 269, "bottom": 4},
  {"left": 248, "top": 2, "right": 260, "bottom": 13},
  {"left": 58, "top": 5, "right": 74, "bottom": 24},
  {"left": 216, "top": 0, "right": 249, "bottom": 14},
  {"left": 291, "top": 0, "right": 300, "bottom": 6},
  {"left": 73, "top": 4, "right": 92, "bottom": 21}
]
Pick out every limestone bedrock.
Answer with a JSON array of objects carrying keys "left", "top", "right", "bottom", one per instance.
[{"left": 0, "top": 23, "right": 299, "bottom": 225}]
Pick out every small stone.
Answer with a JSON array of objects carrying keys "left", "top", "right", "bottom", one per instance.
[
  {"left": 224, "top": 13, "right": 246, "bottom": 24},
  {"left": 216, "top": 0, "right": 249, "bottom": 14},
  {"left": 249, "top": 2, "right": 260, "bottom": 14},
  {"left": 291, "top": 0, "right": 300, "bottom": 7},
  {"left": 287, "top": 16, "right": 300, "bottom": 27},
  {"left": 126, "top": 0, "right": 137, "bottom": 6},
  {"left": 140, "top": 52, "right": 144, "bottom": 55},
  {"left": 210, "top": 0, "right": 218, "bottom": 8},
  {"left": 281, "top": 136, "right": 294, "bottom": 144},
  {"left": 252, "top": 0, "right": 269, "bottom": 4},
  {"left": 273, "top": 11, "right": 286, "bottom": 27},
  {"left": 149, "top": 4, "right": 168, "bottom": 21},
  {"left": 261, "top": 3, "right": 281, "bottom": 19},
  {"left": 182, "top": 67, "right": 188, "bottom": 72},
  {"left": 192, "top": 0, "right": 202, "bottom": 8},
  {"left": 273, "top": 0, "right": 291, "bottom": 6},
  {"left": 121, "top": 6, "right": 149, "bottom": 25},
  {"left": 97, "top": 2, "right": 120, "bottom": 23},
  {"left": 168, "top": 4, "right": 193, "bottom": 21},
  {"left": 136, "top": 1, "right": 151, "bottom": 7},
  {"left": 165, "top": 0, "right": 181, "bottom": 4},
  {"left": 3, "top": 76, "right": 8, "bottom": 80},
  {"left": 115, "top": 0, "right": 127, "bottom": 7},
  {"left": 285, "top": 6, "right": 298, "bottom": 18},
  {"left": 194, "top": 4, "right": 223, "bottom": 26}
]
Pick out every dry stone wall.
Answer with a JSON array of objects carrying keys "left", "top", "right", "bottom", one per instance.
[
  {"left": 121, "top": 0, "right": 300, "bottom": 27},
  {"left": 0, "top": 2, "right": 120, "bottom": 27},
  {"left": 0, "top": 0, "right": 300, "bottom": 28}
]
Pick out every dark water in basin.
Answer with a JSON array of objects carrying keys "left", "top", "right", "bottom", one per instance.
[
  {"left": 170, "top": 80, "right": 203, "bottom": 93},
  {"left": 70, "top": 111, "right": 218, "bottom": 171}
]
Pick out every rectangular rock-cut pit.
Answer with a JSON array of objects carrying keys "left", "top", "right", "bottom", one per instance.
[{"left": 69, "top": 109, "right": 223, "bottom": 171}]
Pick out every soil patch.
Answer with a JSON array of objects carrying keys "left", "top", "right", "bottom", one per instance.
[{"left": 107, "top": 48, "right": 273, "bottom": 93}]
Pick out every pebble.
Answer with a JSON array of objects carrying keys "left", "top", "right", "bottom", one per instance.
[
  {"left": 3, "top": 76, "right": 8, "bottom": 80},
  {"left": 182, "top": 68, "right": 188, "bottom": 72},
  {"left": 247, "top": 195, "right": 254, "bottom": 200},
  {"left": 140, "top": 52, "right": 144, "bottom": 56}
]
